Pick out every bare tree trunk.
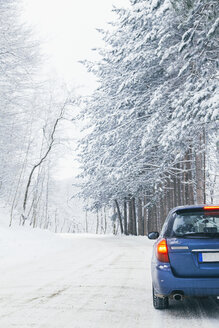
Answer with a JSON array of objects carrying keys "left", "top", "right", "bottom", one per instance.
[
  {"left": 9, "top": 130, "right": 32, "bottom": 226},
  {"left": 210, "top": 174, "right": 217, "bottom": 204},
  {"left": 128, "top": 197, "right": 133, "bottom": 235},
  {"left": 203, "top": 129, "right": 206, "bottom": 204},
  {"left": 176, "top": 163, "right": 182, "bottom": 206},
  {"left": 104, "top": 206, "right": 107, "bottom": 234},
  {"left": 32, "top": 201, "right": 37, "bottom": 228},
  {"left": 184, "top": 152, "right": 190, "bottom": 205},
  {"left": 114, "top": 199, "right": 124, "bottom": 234},
  {"left": 148, "top": 205, "right": 156, "bottom": 233},
  {"left": 188, "top": 147, "right": 194, "bottom": 204},
  {"left": 85, "top": 210, "right": 88, "bottom": 233},
  {"left": 173, "top": 170, "right": 178, "bottom": 207},
  {"left": 196, "top": 151, "right": 205, "bottom": 203},
  {"left": 96, "top": 209, "right": 99, "bottom": 234},
  {"left": 131, "top": 198, "right": 137, "bottom": 236},
  {"left": 113, "top": 206, "right": 116, "bottom": 235},
  {"left": 123, "top": 198, "right": 128, "bottom": 235},
  {"left": 22, "top": 102, "right": 66, "bottom": 217},
  {"left": 143, "top": 195, "right": 149, "bottom": 235},
  {"left": 31, "top": 141, "right": 45, "bottom": 228},
  {"left": 169, "top": 176, "right": 174, "bottom": 209},
  {"left": 160, "top": 196, "right": 166, "bottom": 227},
  {"left": 137, "top": 197, "right": 144, "bottom": 236},
  {"left": 195, "top": 131, "right": 206, "bottom": 204},
  {"left": 100, "top": 209, "right": 103, "bottom": 234},
  {"left": 180, "top": 161, "right": 186, "bottom": 205},
  {"left": 156, "top": 198, "right": 161, "bottom": 231}
]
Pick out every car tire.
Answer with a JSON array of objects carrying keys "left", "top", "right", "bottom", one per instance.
[{"left": 153, "top": 287, "right": 169, "bottom": 309}]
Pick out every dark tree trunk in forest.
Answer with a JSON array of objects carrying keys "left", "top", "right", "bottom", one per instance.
[
  {"left": 195, "top": 131, "right": 206, "bottom": 204},
  {"left": 132, "top": 198, "right": 137, "bottom": 236},
  {"left": 96, "top": 209, "right": 99, "bottom": 234},
  {"left": 160, "top": 196, "right": 166, "bottom": 227},
  {"left": 104, "top": 207, "right": 107, "bottom": 234},
  {"left": 180, "top": 161, "right": 186, "bottom": 205},
  {"left": 184, "top": 152, "right": 190, "bottom": 205},
  {"left": 143, "top": 196, "right": 148, "bottom": 236},
  {"left": 163, "top": 191, "right": 168, "bottom": 220},
  {"left": 176, "top": 163, "right": 182, "bottom": 206},
  {"left": 137, "top": 197, "right": 144, "bottom": 236},
  {"left": 169, "top": 177, "right": 174, "bottom": 209},
  {"left": 195, "top": 151, "right": 205, "bottom": 204},
  {"left": 187, "top": 148, "right": 194, "bottom": 204},
  {"left": 148, "top": 205, "right": 157, "bottom": 233},
  {"left": 173, "top": 171, "right": 178, "bottom": 207},
  {"left": 124, "top": 198, "right": 128, "bottom": 235},
  {"left": 114, "top": 199, "right": 124, "bottom": 234},
  {"left": 128, "top": 197, "right": 133, "bottom": 235}
]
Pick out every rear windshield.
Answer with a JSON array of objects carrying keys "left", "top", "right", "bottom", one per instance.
[{"left": 168, "top": 212, "right": 219, "bottom": 238}]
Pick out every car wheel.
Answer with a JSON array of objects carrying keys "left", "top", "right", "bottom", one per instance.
[{"left": 153, "top": 287, "right": 169, "bottom": 309}]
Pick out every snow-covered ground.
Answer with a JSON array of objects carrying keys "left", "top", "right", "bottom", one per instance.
[{"left": 1, "top": 207, "right": 219, "bottom": 327}]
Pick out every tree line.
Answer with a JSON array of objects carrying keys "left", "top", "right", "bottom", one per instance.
[
  {"left": 78, "top": 0, "right": 219, "bottom": 235},
  {"left": 0, "top": 0, "right": 78, "bottom": 232}
]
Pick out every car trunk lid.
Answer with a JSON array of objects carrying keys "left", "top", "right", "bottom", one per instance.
[{"left": 167, "top": 238, "right": 219, "bottom": 277}]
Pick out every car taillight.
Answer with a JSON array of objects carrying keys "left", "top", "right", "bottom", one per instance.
[
  {"left": 204, "top": 206, "right": 219, "bottom": 210},
  {"left": 204, "top": 206, "right": 219, "bottom": 216},
  {"left": 157, "top": 239, "right": 169, "bottom": 263}
]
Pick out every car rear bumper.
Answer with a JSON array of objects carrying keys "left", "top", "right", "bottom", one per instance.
[{"left": 152, "top": 262, "right": 219, "bottom": 297}]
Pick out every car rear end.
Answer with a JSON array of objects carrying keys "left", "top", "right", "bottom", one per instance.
[{"left": 150, "top": 205, "right": 219, "bottom": 308}]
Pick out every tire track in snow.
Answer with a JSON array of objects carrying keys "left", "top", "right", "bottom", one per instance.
[
  {"left": 0, "top": 235, "right": 219, "bottom": 327},
  {"left": 149, "top": 296, "right": 219, "bottom": 328}
]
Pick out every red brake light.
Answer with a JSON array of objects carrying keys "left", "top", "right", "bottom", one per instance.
[
  {"left": 204, "top": 206, "right": 219, "bottom": 210},
  {"left": 157, "top": 239, "right": 169, "bottom": 263}
]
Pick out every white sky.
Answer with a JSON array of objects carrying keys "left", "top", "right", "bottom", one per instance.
[
  {"left": 21, "top": 0, "right": 130, "bottom": 179},
  {"left": 22, "top": 0, "right": 130, "bottom": 94}
]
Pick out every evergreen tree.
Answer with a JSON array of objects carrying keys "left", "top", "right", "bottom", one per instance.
[{"left": 78, "top": 0, "right": 219, "bottom": 234}]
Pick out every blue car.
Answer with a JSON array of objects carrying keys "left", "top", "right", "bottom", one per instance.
[{"left": 148, "top": 205, "right": 219, "bottom": 309}]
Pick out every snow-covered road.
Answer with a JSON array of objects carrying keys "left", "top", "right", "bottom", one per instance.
[{"left": 0, "top": 227, "right": 219, "bottom": 328}]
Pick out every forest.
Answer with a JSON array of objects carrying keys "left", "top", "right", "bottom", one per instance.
[
  {"left": 0, "top": 0, "right": 80, "bottom": 232},
  {"left": 77, "top": 0, "right": 219, "bottom": 235},
  {"left": 0, "top": 0, "right": 218, "bottom": 235}
]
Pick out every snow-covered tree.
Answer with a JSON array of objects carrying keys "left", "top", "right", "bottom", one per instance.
[
  {"left": 0, "top": 0, "right": 41, "bottom": 201},
  {"left": 0, "top": 0, "right": 80, "bottom": 232},
  {"left": 78, "top": 0, "right": 219, "bottom": 234}
]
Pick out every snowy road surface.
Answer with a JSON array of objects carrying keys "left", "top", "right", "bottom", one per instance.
[{"left": 0, "top": 228, "right": 219, "bottom": 328}]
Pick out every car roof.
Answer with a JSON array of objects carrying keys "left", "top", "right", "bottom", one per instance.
[{"left": 168, "top": 205, "right": 219, "bottom": 216}]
